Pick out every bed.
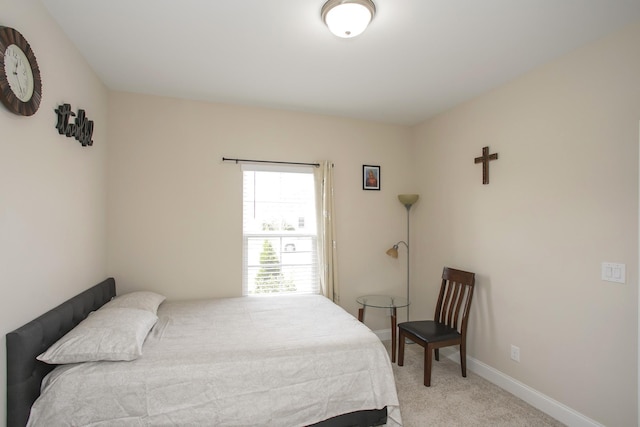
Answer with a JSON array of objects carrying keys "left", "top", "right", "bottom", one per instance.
[{"left": 6, "top": 278, "right": 401, "bottom": 426}]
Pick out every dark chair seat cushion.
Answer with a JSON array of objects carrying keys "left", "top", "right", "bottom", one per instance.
[{"left": 398, "top": 320, "right": 460, "bottom": 343}]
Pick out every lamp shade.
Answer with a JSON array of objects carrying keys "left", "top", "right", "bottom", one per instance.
[
  {"left": 321, "top": 0, "right": 376, "bottom": 38},
  {"left": 386, "top": 246, "right": 399, "bottom": 258},
  {"left": 398, "top": 194, "right": 419, "bottom": 207}
]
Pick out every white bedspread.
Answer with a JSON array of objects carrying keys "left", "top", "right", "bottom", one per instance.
[{"left": 28, "top": 295, "right": 402, "bottom": 426}]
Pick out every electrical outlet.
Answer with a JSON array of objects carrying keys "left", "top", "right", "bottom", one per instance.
[{"left": 510, "top": 345, "right": 520, "bottom": 362}]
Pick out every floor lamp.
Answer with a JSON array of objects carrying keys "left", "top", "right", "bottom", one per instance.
[{"left": 386, "top": 194, "right": 419, "bottom": 322}]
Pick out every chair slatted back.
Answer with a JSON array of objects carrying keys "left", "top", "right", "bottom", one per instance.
[{"left": 434, "top": 267, "right": 476, "bottom": 334}]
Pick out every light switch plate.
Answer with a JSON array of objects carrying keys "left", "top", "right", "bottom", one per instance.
[{"left": 601, "top": 262, "right": 625, "bottom": 284}]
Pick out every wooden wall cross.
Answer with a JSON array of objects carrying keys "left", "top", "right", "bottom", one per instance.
[{"left": 474, "top": 146, "right": 498, "bottom": 185}]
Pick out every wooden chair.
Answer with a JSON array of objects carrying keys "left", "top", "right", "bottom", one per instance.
[{"left": 397, "top": 267, "right": 476, "bottom": 386}]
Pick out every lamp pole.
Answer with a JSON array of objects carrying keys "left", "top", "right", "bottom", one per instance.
[
  {"left": 387, "top": 194, "right": 419, "bottom": 323},
  {"left": 397, "top": 194, "right": 418, "bottom": 322},
  {"left": 403, "top": 202, "right": 412, "bottom": 322}
]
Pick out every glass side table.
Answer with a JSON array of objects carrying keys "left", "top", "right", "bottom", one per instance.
[{"left": 356, "top": 295, "right": 409, "bottom": 363}]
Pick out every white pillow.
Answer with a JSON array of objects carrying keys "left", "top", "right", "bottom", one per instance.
[
  {"left": 37, "top": 307, "right": 158, "bottom": 364},
  {"left": 102, "top": 291, "right": 166, "bottom": 314}
]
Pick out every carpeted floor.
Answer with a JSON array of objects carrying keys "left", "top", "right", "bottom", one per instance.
[{"left": 385, "top": 341, "right": 565, "bottom": 427}]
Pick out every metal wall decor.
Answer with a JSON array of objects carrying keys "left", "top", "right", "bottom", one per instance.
[{"left": 54, "top": 103, "right": 94, "bottom": 147}]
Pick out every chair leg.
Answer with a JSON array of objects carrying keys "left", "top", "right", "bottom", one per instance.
[
  {"left": 460, "top": 341, "right": 467, "bottom": 378},
  {"left": 434, "top": 348, "right": 439, "bottom": 361},
  {"left": 423, "top": 345, "right": 433, "bottom": 387},
  {"left": 397, "top": 330, "right": 405, "bottom": 366}
]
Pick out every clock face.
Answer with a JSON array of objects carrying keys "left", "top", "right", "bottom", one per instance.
[
  {"left": 0, "top": 26, "right": 42, "bottom": 116},
  {"left": 4, "top": 44, "right": 34, "bottom": 102}
]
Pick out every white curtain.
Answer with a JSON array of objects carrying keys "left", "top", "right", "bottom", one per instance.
[{"left": 314, "top": 161, "right": 339, "bottom": 302}]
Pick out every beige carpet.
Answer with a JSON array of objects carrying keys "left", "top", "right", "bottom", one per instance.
[{"left": 385, "top": 341, "right": 565, "bottom": 427}]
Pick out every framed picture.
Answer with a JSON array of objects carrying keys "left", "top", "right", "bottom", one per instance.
[{"left": 363, "top": 165, "right": 380, "bottom": 190}]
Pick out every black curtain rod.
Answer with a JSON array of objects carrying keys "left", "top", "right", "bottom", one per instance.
[{"left": 222, "top": 157, "right": 320, "bottom": 167}]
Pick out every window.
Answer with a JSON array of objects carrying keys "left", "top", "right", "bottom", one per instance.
[{"left": 242, "top": 165, "right": 318, "bottom": 295}]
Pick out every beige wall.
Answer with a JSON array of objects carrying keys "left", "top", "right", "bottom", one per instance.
[
  {"left": 107, "top": 92, "right": 415, "bottom": 330},
  {"left": 411, "top": 21, "right": 640, "bottom": 426},
  {"left": 2, "top": 1, "right": 639, "bottom": 425},
  {"left": 0, "top": 0, "right": 109, "bottom": 425}
]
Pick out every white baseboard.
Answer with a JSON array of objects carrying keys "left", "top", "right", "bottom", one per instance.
[
  {"left": 374, "top": 329, "right": 604, "bottom": 427},
  {"left": 438, "top": 348, "right": 605, "bottom": 427}
]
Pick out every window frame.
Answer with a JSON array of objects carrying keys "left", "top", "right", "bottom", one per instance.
[{"left": 241, "top": 164, "right": 319, "bottom": 296}]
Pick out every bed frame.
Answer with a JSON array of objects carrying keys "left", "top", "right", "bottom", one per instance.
[
  {"left": 6, "top": 277, "right": 387, "bottom": 427},
  {"left": 6, "top": 278, "right": 116, "bottom": 427}
]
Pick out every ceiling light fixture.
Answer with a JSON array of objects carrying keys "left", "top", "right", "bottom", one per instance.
[{"left": 321, "top": 0, "right": 376, "bottom": 39}]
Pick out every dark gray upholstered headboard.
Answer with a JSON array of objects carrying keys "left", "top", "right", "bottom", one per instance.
[{"left": 6, "top": 277, "right": 116, "bottom": 427}]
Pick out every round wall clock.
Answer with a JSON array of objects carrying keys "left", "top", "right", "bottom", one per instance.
[{"left": 0, "top": 26, "right": 42, "bottom": 116}]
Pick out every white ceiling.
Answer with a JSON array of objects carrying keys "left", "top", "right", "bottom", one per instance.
[{"left": 40, "top": 0, "right": 640, "bottom": 126}]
